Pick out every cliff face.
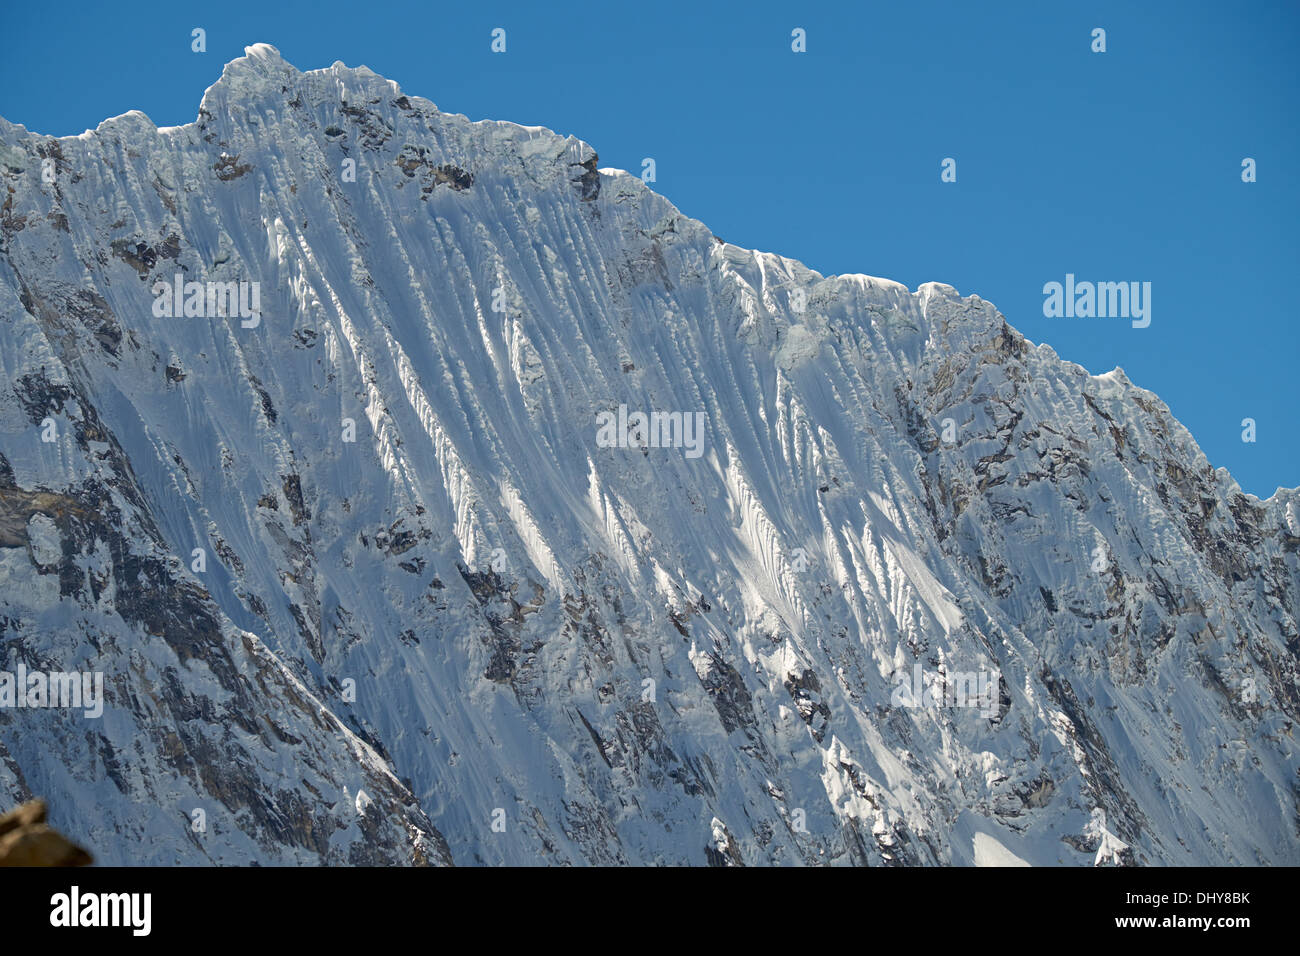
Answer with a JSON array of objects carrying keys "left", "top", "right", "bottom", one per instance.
[{"left": 1, "top": 44, "right": 1296, "bottom": 865}]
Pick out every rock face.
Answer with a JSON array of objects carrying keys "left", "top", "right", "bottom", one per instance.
[{"left": 0, "top": 44, "right": 1297, "bottom": 866}]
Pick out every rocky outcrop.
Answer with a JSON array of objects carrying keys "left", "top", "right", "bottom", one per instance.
[{"left": 0, "top": 800, "right": 92, "bottom": 866}]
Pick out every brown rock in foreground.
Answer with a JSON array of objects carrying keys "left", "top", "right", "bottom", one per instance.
[{"left": 0, "top": 800, "right": 93, "bottom": 867}]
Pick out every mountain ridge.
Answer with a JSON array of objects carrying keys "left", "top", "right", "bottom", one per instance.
[{"left": 0, "top": 44, "right": 1297, "bottom": 866}]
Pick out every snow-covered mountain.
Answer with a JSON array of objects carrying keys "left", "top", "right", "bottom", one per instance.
[{"left": 1, "top": 44, "right": 1296, "bottom": 866}]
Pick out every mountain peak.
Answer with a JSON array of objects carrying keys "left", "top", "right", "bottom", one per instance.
[
  {"left": 198, "top": 44, "right": 294, "bottom": 115},
  {"left": 215, "top": 40, "right": 296, "bottom": 85},
  {"left": 0, "top": 47, "right": 1296, "bottom": 868}
]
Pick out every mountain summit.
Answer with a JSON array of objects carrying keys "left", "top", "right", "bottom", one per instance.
[{"left": 1, "top": 46, "right": 1296, "bottom": 865}]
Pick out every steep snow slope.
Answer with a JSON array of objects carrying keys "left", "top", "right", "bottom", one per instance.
[{"left": 0, "top": 44, "right": 1296, "bottom": 865}]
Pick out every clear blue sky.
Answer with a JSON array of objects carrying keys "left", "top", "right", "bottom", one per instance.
[{"left": 2, "top": 0, "right": 1296, "bottom": 496}]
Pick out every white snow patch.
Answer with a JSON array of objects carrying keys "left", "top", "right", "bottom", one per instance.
[
  {"left": 26, "top": 513, "right": 61, "bottom": 567},
  {"left": 973, "top": 831, "right": 1030, "bottom": 867},
  {"left": 776, "top": 323, "right": 821, "bottom": 370},
  {"left": 355, "top": 788, "right": 373, "bottom": 815}
]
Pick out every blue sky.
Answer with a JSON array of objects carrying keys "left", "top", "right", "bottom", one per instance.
[{"left": 2, "top": 0, "right": 1296, "bottom": 496}]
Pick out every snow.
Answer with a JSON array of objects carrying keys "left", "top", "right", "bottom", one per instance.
[
  {"left": 0, "top": 45, "right": 1295, "bottom": 867},
  {"left": 775, "top": 323, "right": 822, "bottom": 370},
  {"left": 355, "top": 789, "right": 373, "bottom": 815},
  {"left": 25, "top": 513, "right": 61, "bottom": 567},
  {"left": 972, "top": 832, "right": 1030, "bottom": 867}
]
